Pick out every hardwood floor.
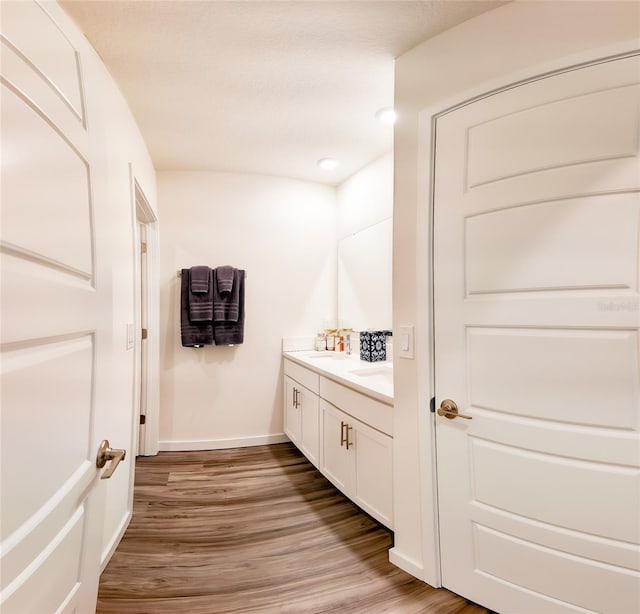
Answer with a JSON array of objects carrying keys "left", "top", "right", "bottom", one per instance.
[{"left": 97, "top": 443, "right": 489, "bottom": 613}]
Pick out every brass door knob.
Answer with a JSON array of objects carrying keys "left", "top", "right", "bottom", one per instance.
[
  {"left": 437, "top": 399, "right": 472, "bottom": 420},
  {"left": 96, "top": 439, "right": 127, "bottom": 479}
]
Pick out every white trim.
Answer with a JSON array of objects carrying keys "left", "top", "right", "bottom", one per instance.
[
  {"left": 99, "top": 509, "right": 131, "bottom": 573},
  {"left": 412, "top": 40, "right": 640, "bottom": 588},
  {"left": 130, "top": 166, "right": 160, "bottom": 457},
  {"left": 159, "top": 434, "right": 290, "bottom": 452},
  {"left": 388, "top": 548, "right": 425, "bottom": 582},
  {"left": 140, "top": 215, "right": 160, "bottom": 456}
]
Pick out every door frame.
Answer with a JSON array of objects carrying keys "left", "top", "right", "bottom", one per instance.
[
  {"left": 130, "top": 165, "right": 159, "bottom": 457},
  {"left": 413, "top": 41, "right": 640, "bottom": 588}
]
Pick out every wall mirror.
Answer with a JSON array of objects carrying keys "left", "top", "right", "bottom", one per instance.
[{"left": 337, "top": 218, "right": 392, "bottom": 332}]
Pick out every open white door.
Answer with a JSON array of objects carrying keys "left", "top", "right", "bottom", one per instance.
[
  {"left": 1, "top": 2, "right": 125, "bottom": 611},
  {"left": 434, "top": 55, "right": 640, "bottom": 613}
]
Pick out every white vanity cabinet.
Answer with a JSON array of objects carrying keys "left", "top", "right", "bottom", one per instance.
[
  {"left": 320, "top": 379, "right": 393, "bottom": 529},
  {"left": 283, "top": 352, "right": 394, "bottom": 530},
  {"left": 283, "top": 359, "right": 320, "bottom": 468}
]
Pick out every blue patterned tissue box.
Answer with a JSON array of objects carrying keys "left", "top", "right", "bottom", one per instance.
[{"left": 360, "top": 331, "right": 387, "bottom": 362}]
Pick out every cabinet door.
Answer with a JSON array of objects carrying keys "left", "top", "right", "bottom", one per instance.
[
  {"left": 284, "top": 375, "right": 301, "bottom": 445},
  {"left": 320, "top": 400, "right": 354, "bottom": 495},
  {"left": 298, "top": 385, "right": 319, "bottom": 467},
  {"left": 353, "top": 420, "right": 393, "bottom": 528}
]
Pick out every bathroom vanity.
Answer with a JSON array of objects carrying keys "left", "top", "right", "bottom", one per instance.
[{"left": 283, "top": 351, "right": 393, "bottom": 528}]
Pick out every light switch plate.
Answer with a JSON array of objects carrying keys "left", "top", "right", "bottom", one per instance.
[{"left": 398, "top": 325, "right": 414, "bottom": 359}]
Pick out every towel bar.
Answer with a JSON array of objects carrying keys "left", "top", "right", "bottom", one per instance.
[{"left": 177, "top": 269, "right": 246, "bottom": 278}]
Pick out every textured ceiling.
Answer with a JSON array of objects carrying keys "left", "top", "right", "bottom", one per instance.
[{"left": 61, "top": 1, "right": 505, "bottom": 185}]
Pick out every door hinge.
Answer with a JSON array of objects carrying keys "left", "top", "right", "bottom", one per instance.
[
  {"left": 140, "top": 414, "right": 146, "bottom": 425},
  {"left": 140, "top": 241, "right": 147, "bottom": 253},
  {"left": 430, "top": 396, "right": 436, "bottom": 413},
  {"left": 141, "top": 328, "right": 148, "bottom": 340}
]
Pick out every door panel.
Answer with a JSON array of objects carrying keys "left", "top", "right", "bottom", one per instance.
[
  {"left": 465, "top": 194, "right": 639, "bottom": 294},
  {"left": 1, "top": 83, "right": 92, "bottom": 276},
  {"left": 474, "top": 524, "right": 638, "bottom": 614},
  {"left": 4, "top": 507, "right": 86, "bottom": 613},
  {"left": 434, "top": 55, "right": 640, "bottom": 614},
  {"left": 1, "top": 335, "right": 94, "bottom": 536},
  {"left": 467, "top": 327, "right": 639, "bottom": 429},
  {"left": 470, "top": 438, "right": 638, "bottom": 542},
  {"left": 466, "top": 85, "right": 639, "bottom": 188},
  {"left": 0, "top": 0, "right": 84, "bottom": 119}
]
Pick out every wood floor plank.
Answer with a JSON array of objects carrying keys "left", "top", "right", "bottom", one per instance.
[{"left": 97, "top": 443, "right": 489, "bottom": 613}]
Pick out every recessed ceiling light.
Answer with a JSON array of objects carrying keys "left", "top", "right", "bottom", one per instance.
[
  {"left": 375, "top": 107, "right": 397, "bottom": 124},
  {"left": 317, "top": 158, "right": 338, "bottom": 171}
]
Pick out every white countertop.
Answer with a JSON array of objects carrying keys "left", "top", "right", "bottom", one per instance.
[{"left": 283, "top": 350, "right": 393, "bottom": 405}]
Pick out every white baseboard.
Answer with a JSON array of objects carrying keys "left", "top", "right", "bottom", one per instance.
[
  {"left": 159, "top": 433, "right": 290, "bottom": 452},
  {"left": 100, "top": 509, "right": 132, "bottom": 573},
  {"left": 389, "top": 547, "right": 432, "bottom": 584}
]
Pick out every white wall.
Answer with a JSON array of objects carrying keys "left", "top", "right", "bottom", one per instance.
[
  {"left": 43, "top": 2, "right": 158, "bottom": 569},
  {"left": 158, "top": 171, "right": 337, "bottom": 449},
  {"left": 392, "top": 0, "right": 640, "bottom": 585},
  {"left": 337, "top": 152, "right": 393, "bottom": 239},
  {"left": 92, "top": 59, "right": 157, "bottom": 567}
]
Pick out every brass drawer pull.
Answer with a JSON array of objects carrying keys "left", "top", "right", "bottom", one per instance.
[
  {"left": 340, "top": 421, "right": 353, "bottom": 448},
  {"left": 345, "top": 424, "right": 353, "bottom": 449}
]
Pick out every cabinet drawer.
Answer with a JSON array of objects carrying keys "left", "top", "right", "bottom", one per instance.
[
  {"left": 320, "top": 376, "right": 392, "bottom": 436},
  {"left": 284, "top": 358, "right": 320, "bottom": 393}
]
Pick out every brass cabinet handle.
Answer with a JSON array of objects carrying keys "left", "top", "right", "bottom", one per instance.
[
  {"left": 96, "top": 439, "right": 127, "bottom": 479},
  {"left": 340, "top": 420, "right": 353, "bottom": 448},
  {"left": 437, "top": 399, "right": 472, "bottom": 420},
  {"left": 292, "top": 387, "right": 296, "bottom": 407}
]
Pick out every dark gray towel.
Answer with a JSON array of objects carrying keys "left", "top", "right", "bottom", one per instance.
[
  {"left": 188, "top": 267, "right": 213, "bottom": 322},
  {"left": 190, "top": 265, "right": 210, "bottom": 293},
  {"left": 214, "top": 270, "right": 245, "bottom": 345},
  {"left": 213, "top": 267, "right": 240, "bottom": 323},
  {"left": 216, "top": 265, "right": 235, "bottom": 293},
  {"left": 180, "top": 269, "right": 213, "bottom": 347}
]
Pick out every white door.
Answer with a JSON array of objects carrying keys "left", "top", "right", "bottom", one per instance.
[
  {"left": 434, "top": 55, "right": 640, "bottom": 613},
  {"left": 1, "top": 2, "right": 121, "bottom": 611}
]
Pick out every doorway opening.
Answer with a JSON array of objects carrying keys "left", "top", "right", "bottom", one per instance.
[{"left": 132, "top": 173, "right": 159, "bottom": 457}]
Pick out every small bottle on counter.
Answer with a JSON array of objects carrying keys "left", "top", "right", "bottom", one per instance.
[
  {"left": 315, "top": 332, "right": 326, "bottom": 351},
  {"left": 326, "top": 331, "right": 335, "bottom": 351},
  {"left": 344, "top": 331, "right": 353, "bottom": 355}
]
